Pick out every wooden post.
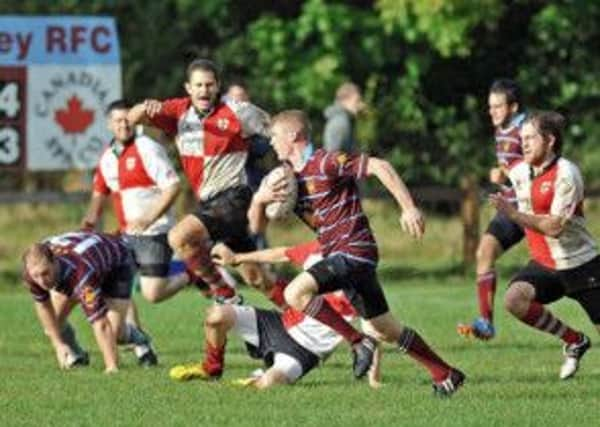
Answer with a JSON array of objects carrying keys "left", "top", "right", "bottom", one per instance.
[{"left": 461, "top": 174, "right": 480, "bottom": 267}]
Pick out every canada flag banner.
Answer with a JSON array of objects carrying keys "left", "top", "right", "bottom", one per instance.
[{"left": 0, "top": 16, "right": 121, "bottom": 170}]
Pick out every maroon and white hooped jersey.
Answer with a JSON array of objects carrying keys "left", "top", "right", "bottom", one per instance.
[
  {"left": 509, "top": 157, "right": 598, "bottom": 270},
  {"left": 93, "top": 135, "right": 180, "bottom": 235},
  {"left": 294, "top": 149, "right": 378, "bottom": 266},
  {"left": 495, "top": 112, "right": 525, "bottom": 170},
  {"left": 149, "top": 98, "right": 269, "bottom": 201},
  {"left": 24, "top": 232, "right": 132, "bottom": 322}
]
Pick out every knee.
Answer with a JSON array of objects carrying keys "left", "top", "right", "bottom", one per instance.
[
  {"left": 283, "top": 285, "right": 308, "bottom": 311},
  {"left": 141, "top": 287, "right": 161, "bottom": 304},
  {"left": 504, "top": 282, "right": 532, "bottom": 316},
  {"left": 205, "top": 306, "right": 227, "bottom": 328}
]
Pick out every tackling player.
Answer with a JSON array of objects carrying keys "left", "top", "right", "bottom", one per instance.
[
  {"left": 491, "top": 111, "right": 600, "bottom": 379},
  {"left": 170, "top": 240, "right": 382, "bottom": 389}
]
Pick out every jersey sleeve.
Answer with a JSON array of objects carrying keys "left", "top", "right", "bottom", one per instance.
[
  {"left": 284, "top": 240, "right": 321, "bottom": 268},
  {"left": 227, "top": 100, "right": 270, "bottom": 138},
  {"left": 551, "top": 163, "right": 585, "bottom": 220},
  {"left": 137, "top": 137, "right": 180, "bottom": 189},
  {"left": 320, "top": 151, "right": 368, "bottom": 181},
  {"left": 149, "top": 97, "right": 189, "bottom": 137}
]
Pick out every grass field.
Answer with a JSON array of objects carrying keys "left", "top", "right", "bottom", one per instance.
[{"left": 1, "top": 201, "right": 600, "bottom": 426}]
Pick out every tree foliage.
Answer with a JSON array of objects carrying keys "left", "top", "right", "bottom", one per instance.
[{"left": 1, "top": 0, "right": 598, "bottom": 186}]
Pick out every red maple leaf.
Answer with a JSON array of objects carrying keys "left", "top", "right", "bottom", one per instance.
[{"left": 54, "top": 95, "right": 95, "bottom": 134}]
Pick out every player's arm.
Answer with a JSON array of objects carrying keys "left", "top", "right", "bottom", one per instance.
[
  {"left": 127, "top": 99, "right": 163, "bottom": 125},
  {"left": 81, "top": 191, "right": 108, "bottom": 230},
  {"left": 212, "top": 242, "right": 289, "bottom": 266},
  {"left": 91, "top": 314, "right": 118, "bottom": 373},
  {"left": 127, "top": 182, "right": 181, "bottom": 234},
  {"left": 366, "top": 157, "right": 425, "bottom": 239},
  {"left": 490, "top": 193, "right": 564, "bottom": 237},
  {"left": 33, "top": 299, "right": 73, "bottom": 369},
  {"left": 247, "top": 174, "right": 288, "bottom": 234}
]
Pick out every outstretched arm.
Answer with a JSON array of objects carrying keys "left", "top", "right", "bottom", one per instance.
[
  {"left": 211, "top": 243, "right": 289, "bottom": 267},
  {"left": 366, "top": 157, "right": 425, "bottom": 238},
  {"left": 128, "top": 99, "right": 164, "bottom": 125}
]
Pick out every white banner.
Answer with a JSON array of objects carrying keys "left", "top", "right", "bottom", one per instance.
[{"left": 0, "top": 16, "right": 122, "bottom": 170}]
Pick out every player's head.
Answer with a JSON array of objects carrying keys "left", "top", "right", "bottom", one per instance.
[
  {"left": 225, "top": 82, "right": 250, "bottom": 103},
  {"left": 185, "top": 59, "right": 221, "bottom": 112},
  {"left": 22, "top": 243, "right": 57, "bottom": 290},
  {"left": 520, "top": 111, "right": 566, "bottom": 166},
  {"left": 270, "top": 110, "right": 311, "bottom": 161},
  {"left": 488, "top": 79, "right": 522, "bottom": 128},
  {"left": 336, "top": 82, "right": 364, "bottom": 115},
  {"left": 105, "top": 99, "right": 134, "bottom": 143}
]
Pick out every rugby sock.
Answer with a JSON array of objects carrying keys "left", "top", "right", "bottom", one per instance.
[
  {"left": 268, "top": 277, "right": 288, "bottom": 308},
  {"left": 186, "top": 251, "right": 235, "bottom": 298},
  {"left": 60, "top": 322, "right": 85, "bottom": 356},
  {"left": 397, "top": 327, "right": 452, "bottom": 382},
  {"left": 120, "top": 323, "right": 150, "bottom": 346},
  {"left": 520, "top": 302, "right": 582, "bottom": 344},
  {"left": 477, "top": 270, "right": 496, "bottom": 322},
  {"left": 202, "top": 341, "right": 225, "bottom": 377},
  {"left": 303, "top": 296, "right": 363, "bottom": 344}
]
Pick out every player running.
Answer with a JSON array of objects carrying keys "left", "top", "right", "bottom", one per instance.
[
  {"left": 458, "top": 79, "right": 527, "bottom": 340},
  {"left": 128, "top": 59, "right": 272, "bottom": 301},
  {"left": 249, "top": 110, "right": 464, "bottom": 396},
  {"left": 491, "top": 111, "right": 600, "bottom": 379}
]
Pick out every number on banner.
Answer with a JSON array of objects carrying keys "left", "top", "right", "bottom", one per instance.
[
  {"left": 0, "top": 127, "right": 20, "bottom": 164},
  {"left": 0, "top": 82, "right": 21, "bottom": 118}
]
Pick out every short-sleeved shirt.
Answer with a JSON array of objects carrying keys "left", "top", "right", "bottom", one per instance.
[
  {"left": 294, "top": 149, "right": 378, "bottom": 266},
  {"left": 93, "top": 135, "right": 180, "bottom": 235},
  {"left": 24, "top": 232, "right": 132, "bottom": 322},
  {"left": 495, "top": 112, "right": 525, "bottom": 170},
  {"left": 149, "top": 97, "right": 269, "bottom": 200},
  {"left": 510, "top": 157, "right": 598, "bottom": 270}
]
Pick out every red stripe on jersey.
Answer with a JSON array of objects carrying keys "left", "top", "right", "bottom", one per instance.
[
  {"left": 111, "top": 192, "right": 125, "bottom": 231},
  {"left": 526, "top": 163, "right": 559, "bottom": 268},
  {"left": 149, "top": 97, "right": 191, "bottom": 137},
  {"left": 118, "top": 144, "right": 155, "bottom": 189},
  {"left": 203, "top": 104, "right": 247, "bottom": 155}
]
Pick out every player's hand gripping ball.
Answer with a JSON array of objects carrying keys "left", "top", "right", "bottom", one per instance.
[{"left": 263, "top": 164, "right": 298, "bottom": 220}]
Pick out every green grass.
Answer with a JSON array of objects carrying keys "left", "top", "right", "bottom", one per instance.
[{"left": 2, "top": 201, "right": 600, "bottom": 426}]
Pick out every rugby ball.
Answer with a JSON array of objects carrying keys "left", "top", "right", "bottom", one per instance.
[{"left": 264, "top": 164, "right": 297, "bottom": 220}]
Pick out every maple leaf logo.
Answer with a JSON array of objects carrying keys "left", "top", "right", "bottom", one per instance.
[{"left": 54, "top": 95, "right": 95, "bottom": 134}]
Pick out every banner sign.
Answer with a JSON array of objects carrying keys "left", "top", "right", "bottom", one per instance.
[{"left": 0, "top": 16, "right": 121, "bottom": 170}]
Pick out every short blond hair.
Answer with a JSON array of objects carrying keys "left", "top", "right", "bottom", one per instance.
[
  {"left": 271, "top": 109, "right": 312, "bottom": 139},
  {"left": 22, "top": 243, "right": 54, "bottom": 266}
]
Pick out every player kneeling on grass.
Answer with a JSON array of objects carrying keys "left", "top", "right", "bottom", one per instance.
[
  {"left": 22, "top": 231, "right": 157, "bottom": 372},
  {"left": 491, "top": 111, "right": 600, "bottom": 379},
  {"left": 170, "top": 240, "right": 382, "bottom": 389}
]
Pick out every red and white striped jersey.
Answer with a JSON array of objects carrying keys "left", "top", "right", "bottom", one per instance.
[
  {"left": 509, "top": 157, "right": 598, "bottom": 270},
  {"left": 93, "top": 135, "right": 180, "bottom": 235},
  {"left": 280, "top": 240, "right": 358, "bottom": 358},
  {"left": 149, "top": 98, "right": 270, "bottom": 201}
]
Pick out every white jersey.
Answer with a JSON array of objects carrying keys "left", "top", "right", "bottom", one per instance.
[
  {"left": 509, "top": 157, "right": 597, "bottom": 269},
  {"left": 93, "top": 135, "right": 180, "bottom": 235}
]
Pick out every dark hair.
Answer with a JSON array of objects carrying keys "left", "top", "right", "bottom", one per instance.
[
  {"left": 105, "top": 99, "right": 130, "bottom": 116},
  {"left": 489, "top": 78, "right": 522, "bottom": 108},
  {"left": 186, "top": 59, "right": 221, "bottom": 83},
  {"left": 524, "top": 110, "right": 567, "bottom": 155}
]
